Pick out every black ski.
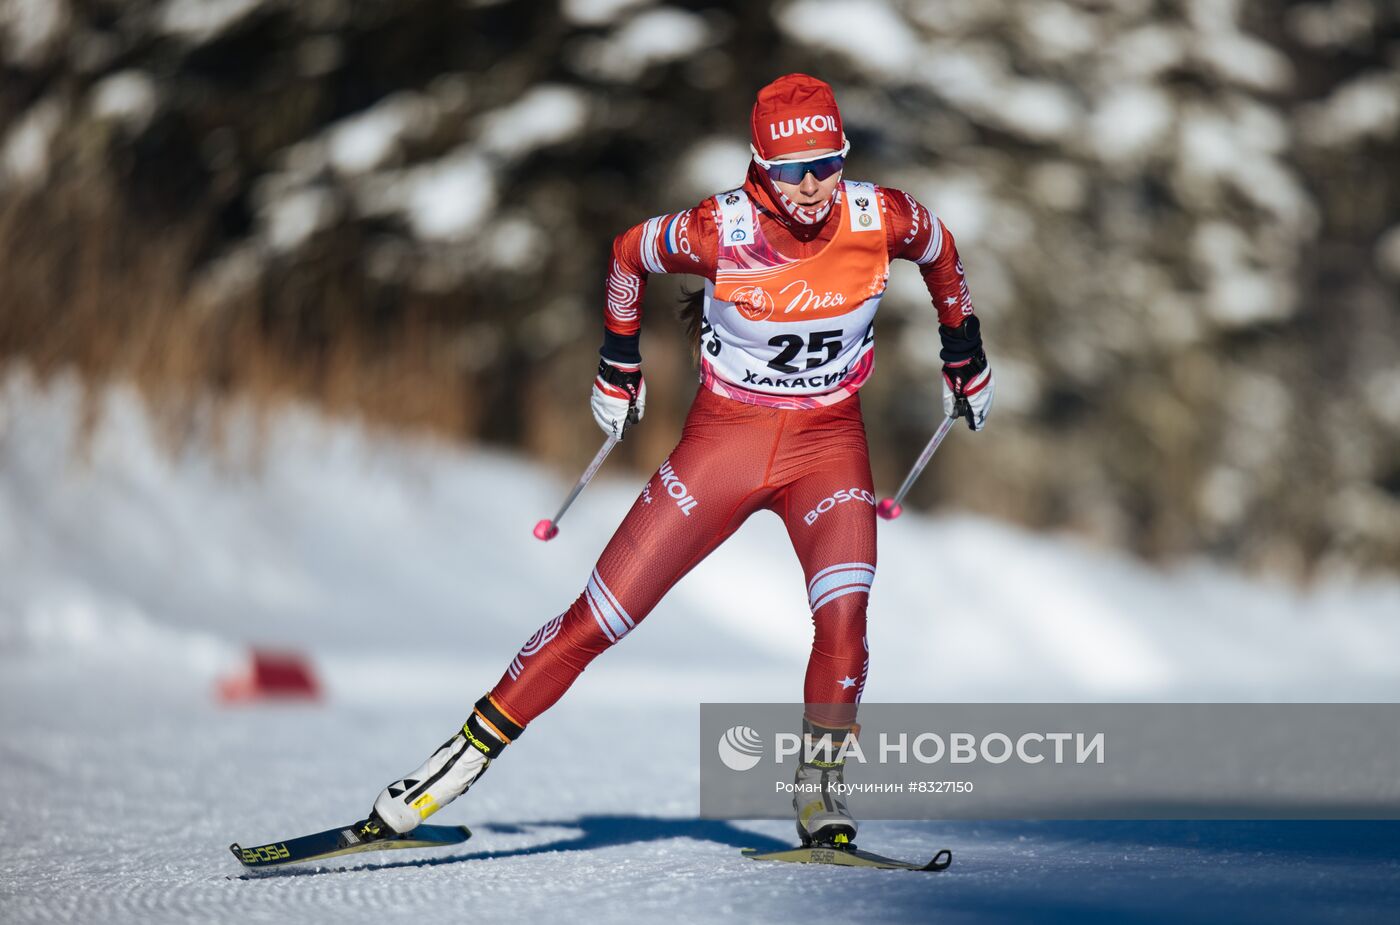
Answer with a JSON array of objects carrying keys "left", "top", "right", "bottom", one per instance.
[
  {"left": 742, "top": 844, "right": 952, "bottom": 871},
  {"left": 230, "top": 821, "right": 471, "bottom": 870}
]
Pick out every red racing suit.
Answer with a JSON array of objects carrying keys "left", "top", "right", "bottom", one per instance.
[{"left": 485, "top": 166, "right": 977, "bottom": 733}]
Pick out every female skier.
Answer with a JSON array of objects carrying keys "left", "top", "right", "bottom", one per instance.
[{"left": 362, "top": 74, "right": 995, "bottom": 848}]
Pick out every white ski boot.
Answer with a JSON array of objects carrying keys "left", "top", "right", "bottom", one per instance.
[
  {"left": 793, "top": 720, "right": 859, "bottom": 847},
  {"left": 367, "top": 696, "right": 521, "bottom": 836}
]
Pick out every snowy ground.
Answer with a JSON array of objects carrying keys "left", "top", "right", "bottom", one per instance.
[{"left": 2, "top": 369, "right": 1399, "bottom": 924}]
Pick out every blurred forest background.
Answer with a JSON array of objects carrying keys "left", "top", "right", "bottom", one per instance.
[{"left": 1, "top": 0, "right": 1397, "bottom": 576}]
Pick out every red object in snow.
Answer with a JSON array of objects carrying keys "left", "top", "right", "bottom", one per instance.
[{"left": 217, "top": 649, "right": 322, "bottom": 703}]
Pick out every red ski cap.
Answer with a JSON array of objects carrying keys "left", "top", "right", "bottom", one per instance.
[{"left": 750, "top": 73, "right": 844, "bottom": 160}]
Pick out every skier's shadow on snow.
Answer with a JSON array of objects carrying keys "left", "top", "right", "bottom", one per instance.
[{"left": 239, "top": 816, "right": 790, "bottom": 878}]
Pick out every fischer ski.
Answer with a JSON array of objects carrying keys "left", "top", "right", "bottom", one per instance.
[
  {"left": 230, "top": 820, "right": 471, "bottom": 870},
  {"left": 742, "top": 844, "right": 952, "bottom": 871}
]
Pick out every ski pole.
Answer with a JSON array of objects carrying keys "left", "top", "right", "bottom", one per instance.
[
  {"left": 534, "top": 434, "right": 619, "bottom": 541},
  {"left": 876, "top": 399, "right": 968, "bottom": 521}
]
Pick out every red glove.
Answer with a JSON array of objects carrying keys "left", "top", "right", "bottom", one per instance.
[
  {"left": 940, "top": 318, "right": 994, "bottom": 431},
  {"left": 591, "top": 358, "right": 646, "bottom": 439}
]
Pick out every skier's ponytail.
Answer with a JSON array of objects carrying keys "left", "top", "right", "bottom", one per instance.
[{"left": 677, "top": 286, "right": 705, "bottom": 366}]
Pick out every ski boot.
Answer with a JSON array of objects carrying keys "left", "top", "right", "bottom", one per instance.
[
  {"left": 369, "top": 696, "right": 522, "bottom": 835},
  {"left": 792, "top": 719, "right": 859, "bottom": 848}
]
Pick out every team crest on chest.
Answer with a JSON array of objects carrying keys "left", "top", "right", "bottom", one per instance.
[
  {"left": 853, "top": 195, "right": 873, "bottom": 227},
  {"left": 730, "top": 285, "right": 775, "bottom": 321}
]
